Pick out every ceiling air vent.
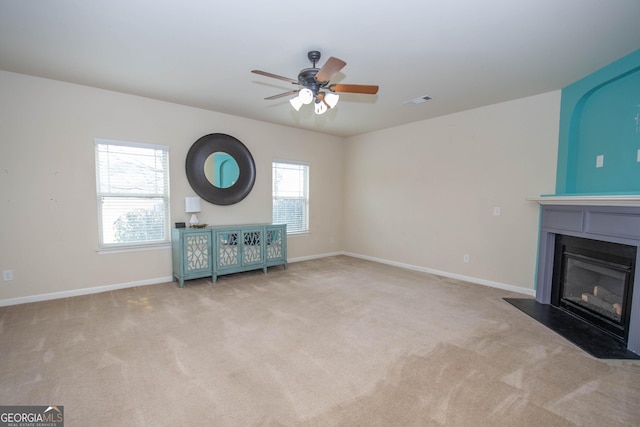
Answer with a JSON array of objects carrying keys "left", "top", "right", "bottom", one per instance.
[{"left": 404, "top": 96, "right": 432, "bottom": 105}]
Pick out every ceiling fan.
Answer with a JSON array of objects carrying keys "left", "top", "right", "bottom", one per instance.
[{"left": 251, "top": 51, "right": 379, "bottom": 115}]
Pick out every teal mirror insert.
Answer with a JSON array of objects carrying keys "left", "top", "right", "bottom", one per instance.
[{"left": 204, "top": 152, "right": 240, "bottom": 188}]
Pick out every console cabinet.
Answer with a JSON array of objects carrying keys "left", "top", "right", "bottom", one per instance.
[{"left": 172, "top": 224, "right": 287, "bottom": 287}]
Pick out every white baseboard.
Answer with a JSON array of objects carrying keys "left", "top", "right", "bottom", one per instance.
[
  {"left": 0, "top": 276, "right": 174, "bottom": 307},
  {"left": 342, "top": 252, "right": 536, "bottom": 297},
  {"left": 287, "top": 251, "right": 343, "bottom": 264}
]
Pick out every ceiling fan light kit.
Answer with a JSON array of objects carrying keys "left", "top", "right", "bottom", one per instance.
[{"left": 252, "top": 51, "right": 379, "bottom": 115}]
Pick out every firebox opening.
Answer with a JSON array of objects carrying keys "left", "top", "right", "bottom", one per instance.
[{"left": 551, "top": 235, "right": 636, "bottom": 343}]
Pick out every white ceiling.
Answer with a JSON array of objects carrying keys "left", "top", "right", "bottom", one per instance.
[{"left": 1, "top": 0, "right": 640, "bottom": 137}]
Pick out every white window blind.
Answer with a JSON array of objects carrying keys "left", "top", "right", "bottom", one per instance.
[
  {"left": 272, "top": 161, "right": 309, "bottom": 234},
  {"left": 95, "top": 139, "right": 170, "bottom": 249}
]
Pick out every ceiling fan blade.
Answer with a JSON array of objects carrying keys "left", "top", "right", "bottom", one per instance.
[
  {"left": 315, "top": 57, "right": 346, "bottom": 82},
  {"left": 264, "top": 90, "right": 299, "bottom": 100},
  {"left": 251, "top": 70, "right": 298, "bottom": 84},
  {"left": 331, "top": 84, "right": 379, "bottom": 95}
]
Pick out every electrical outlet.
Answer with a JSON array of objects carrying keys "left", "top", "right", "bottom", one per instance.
[
  {"left": 637, "top": 149, "right": 640, "bottom": 163},
  {"left": 3, "top": 270, "right": 14, "bottom": 281},
  {"left": 463, "top": 254, "right": 470, "bottom": 263},
  {"left": 596, "top": 155, "right": 604, "bottom": 168}
]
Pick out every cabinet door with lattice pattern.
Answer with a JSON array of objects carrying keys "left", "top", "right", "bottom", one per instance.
[
  {"left": 241, "top": 229, "right": 263, "bottom": 267},
  {"left": 265, "top": 225, "right": 286, "bottom": 267},
  {"left": 184, "top": 231, "right": 212, "bottom": 274},
  {"left": 216, "top": 231, "right": 240, "bottom": 269}
]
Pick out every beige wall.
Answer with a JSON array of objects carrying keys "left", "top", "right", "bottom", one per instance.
[
  {"left": 343, "top": 91, "right": 560, "bottom": 291},
  {"left": 0, "top": 70, "right": 560, "bottom": 304},
  {"left": 0, "top": 71, "right": 344, "bottom": 302}
]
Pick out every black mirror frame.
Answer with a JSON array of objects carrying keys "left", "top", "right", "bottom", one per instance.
[{"left": 185, "top": 133, "right": 256, "bottom": 205}]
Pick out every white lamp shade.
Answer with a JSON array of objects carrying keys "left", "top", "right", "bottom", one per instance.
[
  {"left": 299, "top": 88, "right": 314, "bottom": 105},
  {"left": 314, "top": 100, "right": 327, "bottom": 115},
  {"left": 185, "top": 197, "right": 201, "bottom": 213},
  {"left": 289, "top": 96, "right": 303, "bottom": 111},
  {"left": 324, "top": 92, "right": 339, "bottom": 108}
]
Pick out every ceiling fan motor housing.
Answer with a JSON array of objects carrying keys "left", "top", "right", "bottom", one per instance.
[
  {"left": 297, "top": 51, "right": 332, "bottom": 96},
  {"left": 298, "top": 68, "right": 326, "bottom": 95}
]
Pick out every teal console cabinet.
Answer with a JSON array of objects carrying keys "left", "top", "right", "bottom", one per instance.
[
  {"left": 171, "top": 228, "right": 213, "bottom": 287},
  {"left": 172, "top": 224, "right": 287, "bottom": 287}
]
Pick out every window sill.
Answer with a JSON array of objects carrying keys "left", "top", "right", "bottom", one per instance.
[
  {"left": 287, "top": 231, "right": 309, "bottom": 237},
  {"left": 97, "top": 242, "right": 171, "bottom": 254}
]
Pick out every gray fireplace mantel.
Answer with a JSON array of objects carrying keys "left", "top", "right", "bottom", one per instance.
[{"left": 527, "top": 195, "right": 640, "bottom": 207}]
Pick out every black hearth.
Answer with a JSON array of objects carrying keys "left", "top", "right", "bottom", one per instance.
[
  {"left": 510, "top": 202, "right": 640, "bottom": 358},
  {"left": 552, "top": 235, "right": 636, "bottom": 342}
]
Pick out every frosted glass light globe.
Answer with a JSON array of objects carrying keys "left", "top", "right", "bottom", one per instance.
[
  {"left": 299, "top": 88, "right": 314, "bottom": 105},
  {"left": 315, "top": 100, "right": 327, "bottom": 115},
  {"left": 290, "top": 96, "right": 303, "bottom": 111}
]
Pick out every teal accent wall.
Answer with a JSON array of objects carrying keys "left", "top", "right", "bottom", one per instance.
[{"left": 556, "top": 49, "right": 640, "bottom": 195}]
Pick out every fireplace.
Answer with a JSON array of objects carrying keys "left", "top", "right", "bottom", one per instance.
[
  {"left": 551, "top": 235, "right": 636, "bottom": 342},
  {"left": 511, "top": 199, "right": 640, "bottom": 358}
]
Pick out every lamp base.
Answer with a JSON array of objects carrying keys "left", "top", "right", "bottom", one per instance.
[{"left": 189, "top": 214, "right": 199, "bottom": 227}]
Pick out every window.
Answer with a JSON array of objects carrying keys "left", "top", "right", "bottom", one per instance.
[
  {"left": 95, "top": 139, "right": 170, "bottom": 250},
  {"left": 272, "top": 161, "right": 309, "bottom": 234}
]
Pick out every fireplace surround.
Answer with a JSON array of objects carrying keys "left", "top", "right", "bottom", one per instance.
[
  {"left": 532, "top": 199, "right": 640, "bottom": 356},
  {"left": 551, "top": 234, "right": 636, "bottom": 341}
]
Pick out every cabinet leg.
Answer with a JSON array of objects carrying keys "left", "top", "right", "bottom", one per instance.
[{"left": 179, "top": 278, "right": 184, "bottom": 288}]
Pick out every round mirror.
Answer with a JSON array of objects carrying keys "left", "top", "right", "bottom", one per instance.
[
  {"left": 204, "top": 152, "right": 240, "bottom": 188},
  {"left": 186, "top": 134, "right": 256, "bottom": 205}
]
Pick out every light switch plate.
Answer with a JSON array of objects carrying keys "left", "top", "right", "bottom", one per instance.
[
  {"left": 637, "top": 149, "right": 640, "bottom": 163},
  {"left": 596, "top": 155, "right": 604, "bottom": 168}
]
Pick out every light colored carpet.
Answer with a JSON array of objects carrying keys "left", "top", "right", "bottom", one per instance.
[{"left": 1, "top": 256, "right": 639, "bottom": 426}]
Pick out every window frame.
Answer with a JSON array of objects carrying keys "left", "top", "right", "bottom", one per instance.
[
  {"left": 94, "top": 138, "right": 171, "bottom": 252},
  {"left": 272, "top": 160, "right": 310, "bottom": 235}
]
